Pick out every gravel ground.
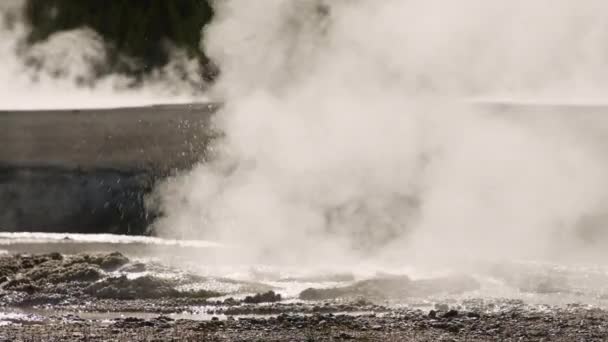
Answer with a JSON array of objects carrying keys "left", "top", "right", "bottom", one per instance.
[
  {"left": 1, "top": 252, "right": 608, "bottom": 341},
  {"left": 2, "top": 305, "right": 608, "bottom": 341}
]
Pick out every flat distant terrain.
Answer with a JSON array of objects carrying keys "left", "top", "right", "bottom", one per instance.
[
  {"left": 0, "top": 103, "right": 218, "bottom": 172},
  {"left": 0, "top": 103, "right": 218, "bottom": 234},
  {"left": 2, "top": 100, "right": 608, "bottom": 235},
  {"left": 4, "top": 100, "right": 608, "bottom": 172}
]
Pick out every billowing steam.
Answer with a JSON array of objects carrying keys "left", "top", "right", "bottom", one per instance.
[
  {"left": 157, "top": 1, "right": 608, "bottom": 266},
  {"left": 152, "top": 0, "right": 608, "bottom": 267},
  {"left": 0, "top": 0, "right": 206, "bottom": 109}
]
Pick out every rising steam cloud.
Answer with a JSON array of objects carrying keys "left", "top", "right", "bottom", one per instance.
[
  {"left": 0, "top": 0, "right": 205, "bottom": 109},
  {"left": 152, "top": 0, "right": 608, "bottom": 266}
]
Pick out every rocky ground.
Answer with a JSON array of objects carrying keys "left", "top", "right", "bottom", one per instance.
[
  {"left": 0, "top": 252, "right": 273, "bottom": 311},
  {"left": 1, "top": 252, "right": 607, "bottom": 341},
  {"left": 2, "top": 304, "right": 608, "bottom": 341}
]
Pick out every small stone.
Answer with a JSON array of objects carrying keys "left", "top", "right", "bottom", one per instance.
[
  {"left": 447, "top": 323, "right": 461, "bottom": 333},
  {"left": 223, "top": 297, "right": 239, "bottom": 305},
  {"left": 443, "top": 310, "right": 459, "bottom": 319},
  {"left": 243, "top": 290, "right": 282, "bottom": 304},
  {"left": 338, "top": 332, "right": 354, "bottom": 339}
]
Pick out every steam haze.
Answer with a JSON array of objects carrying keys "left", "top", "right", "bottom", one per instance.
[
  {"left": 0, "top": 0, "right": 206, "bottom": 109},
  {"left": 151, "top": 0, "right": 608, "bottom": 268}
]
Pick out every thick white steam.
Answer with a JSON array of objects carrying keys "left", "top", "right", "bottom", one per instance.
[
  {"left": 153, "top": 0, "right": 608, "bottom": 267},
  {"left": 0, "top": 1, "right": 206, "bottom": 109}
]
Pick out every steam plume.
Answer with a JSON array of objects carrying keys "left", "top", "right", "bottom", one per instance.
[
  {"left": 154, "top": 0, "right": 608, "bottom": 267},
  {"left": 0, "top": 1, "right": 205, "bottom": 110}
]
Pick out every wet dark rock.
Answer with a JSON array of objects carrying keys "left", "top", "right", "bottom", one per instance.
[
  {"left": 428, "top": 310, "right": 437, "bottom": 319},
  {"left": 112, "top": 316, "right": 156, "bottom": 328},
  {"left": 338, "top": 332, "right": 354, "bottom": 339},
  {"left": 86, "top": 275, "right": 222, "bottom": 300},
  {"left": 443, "top": 309, "right": 459, "bottom": 319},
  {"left": 467, "top": 312, "right": 481, "bottom": 318},
  {"left": 300, "top": 286, "right": 349, "bottom": 301},
  {"left": 0, "top": 252, "right": 145, "bottom": 307},
  {"left": 0, "top": 258, "right": 20, "bottom": 278},
  {"left": 120, "top": 262, "right": 146, "bottom": 273},
  {"left": 0, "top": 252, "right": 128, "bottom": 294},
  {"left": 38, "top": 263, "right": 102, "bottom": 284},
  {"left": 86, "top": 275, "right": 179, "bottom": 299},
  {"left": 243, "top": 291, "right": 282, "bottom": 304},
  {"left": 124, "top": 317, "right": 144, "bottom": 323},
  {"left": 46, "top": 253, "right": 63, "bottom": 261},
  {"left": 447, "top": 323, "right": 462, "bottom": 333},
  {"left": 155, "top": 315, "right": 174, "bottom": 322},
  {"left": 302, "top": 275, "right": 412, "bottom": 300},
  {"left": 185, "top": 289, "right": 224, "bottom": 299},
  {"left": 223, "top": 297, "right": 239, "bottom": 305},
  {"left": 95, "top": 252, "right": 130, "bottom": 271},
  {"left": 0, "top": 253, "right": 63, "bottom": 279},
  {"left": 16, "top": 292, "right": 65, "bottom": 306},
  {"left": 299, "top": 275, "right": 479, "bottom": 301},
  {"left": 4, "top": 278, "right": 39, "bottom": 293},
  {"left": 67, "top": 252, "right": 129, "bottom": 271}
]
